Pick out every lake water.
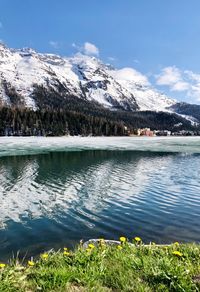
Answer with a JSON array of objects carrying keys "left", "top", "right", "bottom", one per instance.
[{"left": 0, "top": 137, "right": 200, "bottom": 261}]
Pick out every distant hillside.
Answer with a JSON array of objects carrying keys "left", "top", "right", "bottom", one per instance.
[{"left": 1, "top": 43, "right": 200, "bottom": 134}]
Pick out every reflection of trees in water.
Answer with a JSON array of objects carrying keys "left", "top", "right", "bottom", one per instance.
[{"left": 0, "top": 151, "right": 173, "bottom": 227}]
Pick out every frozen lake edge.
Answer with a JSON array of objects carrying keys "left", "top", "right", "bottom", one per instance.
[{"left": 0, "top": 136, "right": 200, "bottom": 157}]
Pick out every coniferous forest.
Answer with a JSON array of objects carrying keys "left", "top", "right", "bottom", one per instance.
[
  {"left": 0, "top": 106, "right": 199, "bottom": 136},
  {"left": 0, "top": 85, "right": 199, "bottom": 136},
  {"left": 0, "top": 107, "right": 126, "bottom": 136}
]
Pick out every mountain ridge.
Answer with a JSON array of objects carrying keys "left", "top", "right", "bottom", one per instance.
[{"left": 1, "top": 43, "right": 200, "bottom": 126}]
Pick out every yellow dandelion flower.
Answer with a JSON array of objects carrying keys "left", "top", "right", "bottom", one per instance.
[
  {"left": 174, "top": 242, "right": 179, "bottom": 246},
  {"left": 88, "top": 243, "right": 95, "bottom": 249},
  {"left": 63, "top": 247, "right": 68, "bottom": 251},
  {"left": 117, "top": 245, "right": 123, "bottom": 250},
  {"left": 28, "top": 260, "right": 35, "bottom": 267},
  {"left": 119, "top": 236, "right": 126, "bottom": 243},
  {"left": 172, "top": 251, "right": 183, "bottom": 257},
  {"left": 41, "top": 253, "right": 48, "bottom": 259},
  {"left": 0, "top": 263, "right": 6, "bottom": 268},
  {"left": 63, "top": 251, "right": 70, "bottom": 256},
  {"left": 134, "top": 237, "right": 141, "bottom": 242}
]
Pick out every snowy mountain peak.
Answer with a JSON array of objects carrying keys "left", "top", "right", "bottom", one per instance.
[
  {"left": 0, "top": 44, "right": 198, "bottom": 124},
  {"left": 14, "top": 47, "right": 37, "bottom": 56}
]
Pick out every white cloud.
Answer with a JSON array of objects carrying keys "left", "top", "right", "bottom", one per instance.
[
  {"left": 83, "top": 42, "right": 99, "bottom": 56},
  {"left": 156, "top": 66, "right": 200, "bottom": 102},
  {"left": 156, "top": 66, "right": 190, "bottom": 93},
  {"left": 189, "top": 85, "right": 200, "bottom": 101},
  {"left": 72, "top": 42, "right": 80, "bottom": 50},
  {"left": 185, "top": 70, "right": 200, "bottom": 83},
  {"left": 112, "top": 67, "right": 150, "bottom": 86},
  {"left": 171, "top": 81, "right": 189, "bottom": 92},
  {"left": 133, "top": 59, "right": 140, "bottom": 64},
  {"left": 156, "top": 66, "right": 182, "bottom": 87},
  {"left": 49, "top": 41, "right": 59, "bottom": 49},
  {"left": 108, "top": 56, "right": 116, "bottom": 62},
  {"left": 72, "top": 41, "right": 99, "bottom": 56},
  {"left": 185, "top": 71, "right": 200, "bottom": 100}
]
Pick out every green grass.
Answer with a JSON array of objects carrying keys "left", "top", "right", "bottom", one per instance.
[{"left": 0, "top": 241, "right": 200, "bottom": 291}]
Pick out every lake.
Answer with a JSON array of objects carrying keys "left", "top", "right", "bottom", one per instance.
[{"left": 0, "top": 136, "right": 200, "bottom": 261}]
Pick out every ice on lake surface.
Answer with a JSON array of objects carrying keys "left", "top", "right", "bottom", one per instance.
[{"left": 0, "top": 136, "right": 200, "bottom": 156}]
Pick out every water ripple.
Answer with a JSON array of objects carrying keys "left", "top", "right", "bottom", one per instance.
[{"left": 0, "top": 146, "right": 200, "bottom": 260}]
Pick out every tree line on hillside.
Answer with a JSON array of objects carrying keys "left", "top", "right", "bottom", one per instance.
[
  {"left": 0, "top": 107, "right": 126, "bottom": 136},
  {"left": 31, "top": 85, "right": 200, "bottom": 132},
  {"left": 0, "top": 106, "right": 199, "bottom": 137},
  {"left": 0, "top": 84, "right": 199, "bottom": 136}
]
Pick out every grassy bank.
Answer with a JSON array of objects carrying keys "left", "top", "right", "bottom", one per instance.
[{"left": 0, "top": 239, "right": 200, "bottom": 291}]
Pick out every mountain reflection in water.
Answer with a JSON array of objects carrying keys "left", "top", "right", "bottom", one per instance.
[{"left": 0, "top": 150, "right": 200, "bottom": 260}]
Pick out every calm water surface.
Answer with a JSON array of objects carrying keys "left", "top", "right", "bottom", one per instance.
[{"left": 0, "top": 137, "right": 200, "bottom": 260}]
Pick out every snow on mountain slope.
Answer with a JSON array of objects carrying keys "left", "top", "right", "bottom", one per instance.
[
  {"left": 70, "top": 53, "right": 138, "bottom": 110},
  {"left": 109, "top": 67, "right": 176, "bottom": 111},
  {"left": 0, "top": 44, "right": 198, "bottom": 124},
  {"left": 0, "top": 45, "right": 82, "bottom": 109},
  {"left": 0, "top": 45, "right": 139, "bottom": 110},
  {"left": 0, "top": 46, "right": 42, "bottom": 108}
]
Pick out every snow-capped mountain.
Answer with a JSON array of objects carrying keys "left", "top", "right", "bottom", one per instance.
[
  {"left": 0, "top": 43, "right": 200, "bottom": 123},
  {"left": 109, "top": 67, "right": 175, "bottom": 111}
]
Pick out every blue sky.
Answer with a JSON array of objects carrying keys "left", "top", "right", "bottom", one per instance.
[{"left": 1, "top": 0, "right": 200, "bottom": 104}]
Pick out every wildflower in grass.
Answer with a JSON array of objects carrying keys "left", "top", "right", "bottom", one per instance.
[
  {"left": 88, "top": 243, "right": 95, "bottom": 249},
  {"left": 174, "top": 242, "right": 179, "bottom": 246},
  {"left": 172, "top": 251, "right": 183, "bottom": 257},
  {"left": 28, "top": 260, "right": 35, "bottom": 267},
  {"left": 119, "top": 236, "right": 126, "bottom": 243},
  {"left": 41, "top": 253, "right": 48, "bottom": 260},
  {"left": 134, "top": 237, "right": 142, "bottom": 243},
  {"left": 63, "top": 251, "right": 70, "bottom": 256},
  {"left": 63, "top": 247, "right": 68, "bottom": 251},
  {"left": 0, "top": 263, "right": 6, "bottom": 269},
  {"left": 117, "top": 245, "right": 123, "bottom": 250}
]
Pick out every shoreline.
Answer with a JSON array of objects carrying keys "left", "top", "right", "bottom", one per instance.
[
  {"left": 1, "top": 135, "right": 200, "bottom": 138},
  {"left": 0, "top": 241, "right": 199, "bottom": 291},
  {"left": 0, "top": 136, "right": 200, "bottom": 157}
]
